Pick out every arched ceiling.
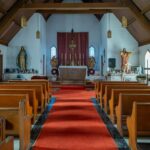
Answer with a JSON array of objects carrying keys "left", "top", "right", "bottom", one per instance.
[{"left": 0, "top": 0, "right": 149, "bottom": 46}]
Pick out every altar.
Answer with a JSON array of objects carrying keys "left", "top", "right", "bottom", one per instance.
[{"left": 59, "top": 66, "right": 87, "bottom": 82}]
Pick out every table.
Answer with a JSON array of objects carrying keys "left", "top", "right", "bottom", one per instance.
[{"left": 59, "top": 66, "right": 87, "bottom": 82}]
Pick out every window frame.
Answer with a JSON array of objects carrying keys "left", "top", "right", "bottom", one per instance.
[
  {"left": 145, "top": 51, "right": 150, "bottom": 74},
  {"left": 89, "top": 46, "right": 95, "bottom": 57},
  {"left": 50, "top": 46, "right": 57, "bottom": 59}
]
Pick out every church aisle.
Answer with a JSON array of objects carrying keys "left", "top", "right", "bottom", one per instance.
[{"left": 32, "top": 87, "right": 125, "bottom": 150}]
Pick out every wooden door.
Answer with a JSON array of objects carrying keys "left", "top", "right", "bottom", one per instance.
[{"left": 0, "top": 55, "right": 3, "bottom": 81}]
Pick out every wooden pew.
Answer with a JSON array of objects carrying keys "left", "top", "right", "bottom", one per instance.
[
  {"left": 9, "top": 79, "right": 51, "bottom": 99},
  {"left": 30, "top": 79, "right": 51, "bottom": 99},
  {"left": 95, "top": 81, "right": 100, "bottom": 99},
  {"left": 103, "top": 84, "right": 147, "bottom": 113},
  {"left": 0, "top": 117, "right": 14, "bottom": 150},
  {"left": 0, "top": 84, "right": 44, "bottom": 113},
  {"left": 109, "top": 88, "right": 150, "bottom": 123},
  {"left": 127, "top": 102, "right": 150, "bottom": 150},
  {"left": 0, "top": 89, "right": 38, "bottom": 121},
  {"left": 0, "top": 100, "right": 31, "bottom": 150},
  {"left": 0, "top": 94, "right": 32, "bottom": 118},
  {"left": 99, "top": 81, "right": 140, "bottom": 106},
  {"left": 116, "top": 93, "right": 150, "bottom": 136},
  {"left": 0, "top": 136, "right": 14, "bottom": 150},
  {"left": 0, "top": 117, "right": 5, "bottom": 141},
  {"left": 8, "top": 81, "right": 48, "bottom": 107}
]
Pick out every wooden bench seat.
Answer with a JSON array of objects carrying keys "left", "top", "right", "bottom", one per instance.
[
  {"left": 0, "top": 94, "right": 32, "bottom": 118},
  {"left": 127, "top": 102, "right": 150, "bottom": 150},
  {"left": 0, "top": 84, "right": 44, "bottom": 113},
  {"left": 95, "top": 81, "right": 136, "bottom": 101},
  {"left": 0, "top": 117, "right": 14, "bottom": 150},
  {"left": 103, "top": 84, "right": 148, "bottom": 113},
  {"left": 0, "top": 100, "right": 31, "bottom": 150},
  {"left": 116, "top": 93, "right": 150, "bottom": 136},
  {"left": 9, "top": 79, "right": 51, "bottom": 100},
  {"left": 0, "top": 89, "right": 38, "bottom": 121},
  {"left": 109, "top": 88, "right": 150, "bottom": 123},
  {"left": 99, "top": 82, "right": 142, "bottom": 107}
]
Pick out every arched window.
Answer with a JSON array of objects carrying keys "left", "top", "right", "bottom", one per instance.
[
  {"left": 89, "top": 46, "right": 95, "bottom": 57},
  {"left": 145, "top": 51, "right": 150, "bottom": 74},
  {"left": 51, "top": 46, "right": 56, "bottom": 59}
]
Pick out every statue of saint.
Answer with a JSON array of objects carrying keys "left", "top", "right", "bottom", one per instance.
[
  {"left": 17, "top": 46, "right": 27, "bottom": 70},
  {"left": 87, "top": 56, "right": 96, "bottom": 69},
  {"left": 120, "top": 48, "right": 132, "bottom": 73},
  {"left": 50, "top": 56, "right": 58, "bottom": 68}
]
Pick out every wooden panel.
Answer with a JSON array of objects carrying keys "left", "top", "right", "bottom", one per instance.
[{"left": 0, "top": 55, "right": 3, "bottom": 81}]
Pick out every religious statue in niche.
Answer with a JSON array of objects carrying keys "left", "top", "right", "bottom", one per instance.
[
  {"left": 50, "top": 56, "right": 58, "bottom": 68},
  {"left": 87, "top": 56, "right": 96, "bottom": 69},
  {"left": 120, "top": 48, "right": 132, "bottom": 73},
  {"left": 17, "top": 46, "right": 27, "bottom": 70}
]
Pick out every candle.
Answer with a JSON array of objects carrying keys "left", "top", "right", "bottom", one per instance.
[
  {"left": 79, "top": 53, "right": 81, "bottom": 60},
  {"left": 61, "top": 53, "right": 63, "bottom": 64},
  {"left": 65, "top": 52, "right": 67, "bottom": 65},
  {"left": 83, "top": 53, "right": 84, "bottom": 65}
]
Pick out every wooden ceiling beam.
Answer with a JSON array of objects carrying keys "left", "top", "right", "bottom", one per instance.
[
  {"left": 0, "top": 7, "right": 6, "bottom": 14},
  {"left": 0, "top": 39, "right": 8, "bottom": 45},
  {"left": 37, "top": 9, "right": 109, "bottom": 14},
  {"left": 139, "top": 39, "right": 150, "bottom": 46},
  {"left": 141, "top": 5, "right": 150, "bottom": 14},
  {"left": 125, "top": 0, "right": 150, "bottom": 31},
  {"left": 13, "top": 20, "right": 21, "bottom": 27},
  {"left": 0, "top": 0, "right": 29, "bottom": 35},
  {"left": 22, "top": 2, "right": 128, "bottom": 11},
  {"left": 127, "top": 17, "right": 136, "bottom": 26}
]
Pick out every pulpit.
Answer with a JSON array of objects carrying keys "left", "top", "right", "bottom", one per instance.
[{"left": 59, "top": 66, "right": 87, "bottom": 82}]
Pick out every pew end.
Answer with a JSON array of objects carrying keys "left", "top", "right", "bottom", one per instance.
[
  {"left": 127, "top": 102, "right": 150, "bottom": 150},
  {"left": 0, "top": 136, "right": 14, "bottom": 150}
]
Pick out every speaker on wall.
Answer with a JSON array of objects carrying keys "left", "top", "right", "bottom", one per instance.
[{"left": 108, "top": 58, "right": 116, "bottom": 68}]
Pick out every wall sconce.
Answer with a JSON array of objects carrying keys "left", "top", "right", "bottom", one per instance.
[
  {"left": 36, "top": 30, "right": 40, "bottom": 39},
  {"left": 122, "top": 16, "right": 127, "bottom": 28},
  {"left": 107, "top": 13, "right": 112, "bottom": 38},
  {"left": 21, "top": 16, "right": 27, "bottom": 27},
  {"left": 36, "top": 14, "right": 40, "bottom": 39},
  {"left": 107, "top": 30, "right": 112, "bottom": 38}
]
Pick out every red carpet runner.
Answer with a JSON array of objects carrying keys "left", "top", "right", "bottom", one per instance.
[{"left": 33, "top": 87, "right": 118, "bottom": 150}]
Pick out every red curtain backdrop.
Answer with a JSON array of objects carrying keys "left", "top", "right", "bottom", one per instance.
[{"left": 57, "top": 32, "right": 88, "bottom": 66}]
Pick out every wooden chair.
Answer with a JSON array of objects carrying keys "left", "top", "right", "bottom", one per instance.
[{"left": 127, "top": 102, "right": 150, "bottom": 150}]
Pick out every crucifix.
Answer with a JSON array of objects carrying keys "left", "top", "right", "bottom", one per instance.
[{"left": 69, "top": 39, "right": 76, "bottom": 65}]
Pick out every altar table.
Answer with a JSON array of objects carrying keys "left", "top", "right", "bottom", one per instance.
[{"left": 59, "top": 66, "right": 87, "bottom": 82}]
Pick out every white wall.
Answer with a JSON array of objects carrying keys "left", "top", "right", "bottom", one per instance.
[
  {"left": 7, "top": 13, "right": 46, "bottom": 75},
  {"left": 0, "top": 44, "right": 7, "bottom": 73},
  {"left": 46, "top": 14, "right": 101, "bottom": 76},
  {"left": 139, "top": 44, "right": 150, "bottom": 69},
  {"left": 99, "top": 13, "right": 139, "bottom": 73},
  {"left": 99, "top": 15, "right": 108, "bottom": 74}
]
